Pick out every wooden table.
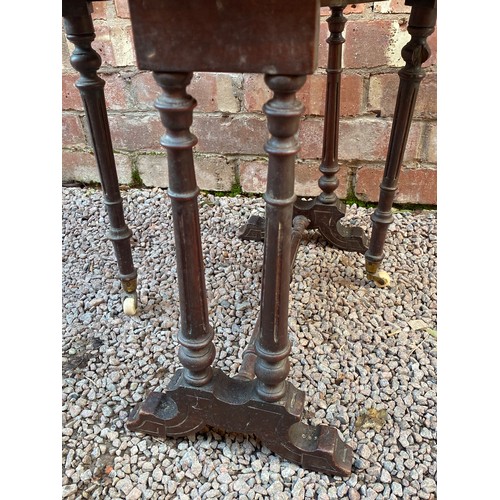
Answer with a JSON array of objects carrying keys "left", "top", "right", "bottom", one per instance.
[{"left": 62, "top": 0, "right": 436, "bottom": 476}]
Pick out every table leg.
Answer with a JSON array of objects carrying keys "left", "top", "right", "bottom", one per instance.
[
  {"left": 127, "top": 73, "right": 352, "bottom": 476},
  {"left": 63, "top": 3, "right": 138, "bottom": 315},
  {"left": 154, "top": 72, "right": 217, "bottom": 388},
  {"left": 365, "top": 4, "right": 437, "bottom": 287}
]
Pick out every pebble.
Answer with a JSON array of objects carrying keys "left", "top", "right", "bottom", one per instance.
[{"left": 62, "top": 188, "right": 437, "bottom": 499}]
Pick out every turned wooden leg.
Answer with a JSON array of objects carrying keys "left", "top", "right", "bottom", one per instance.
[
  {"left": 253, "top": 74, "right": 306, "bottom": 402},
  {"left": 63, "top": 1, "right": 138, "bottom": 315},
  {"left": 365, "top": 4, "right": 437, "bottom": 287},
  {"left": 153, "top": 72, "right": 216, "bottom": 387}
]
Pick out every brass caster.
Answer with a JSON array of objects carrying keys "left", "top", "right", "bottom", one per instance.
[
  {"left": 123, "top": 294, "right": 137, "bottom": 316},
  {"left": 368, "top": 270, "right": 391, "bottom": 288}
]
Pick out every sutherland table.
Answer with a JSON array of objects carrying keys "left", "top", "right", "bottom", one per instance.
[{"left": 62, "top": 0, "right": 437, "bottom": 476}]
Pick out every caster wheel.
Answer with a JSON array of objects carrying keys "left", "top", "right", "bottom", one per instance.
[
  {"left": 123, "top": 295, "right": 137, "bottom": 316},
  {"left": 371, "top": 270, "right": 391, "bottom": 288}
]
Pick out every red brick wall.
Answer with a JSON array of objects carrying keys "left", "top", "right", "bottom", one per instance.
[{"left": 62, "top": 1, "right": 437, "bottom": 205}]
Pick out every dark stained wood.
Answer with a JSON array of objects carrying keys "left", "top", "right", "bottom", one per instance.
[
  {"left": 62, "top": 0, "right": 137, "bottom": 309},
  {"left": 365, "top": 4, "right": 437, "bottom": 279},
  {"left": 127, "top": 0, "right": 320, "bottom": 74},
  {"left": 153, "top": 71, "right": 216, "bottom": 387},
  {"left": 127, "top": 368, "right": 352, "bottom": 476}
]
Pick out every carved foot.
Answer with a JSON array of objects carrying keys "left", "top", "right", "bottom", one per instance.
[
  {"left": 239, "top": 198, "right": 368, "bottom": 254},
  {"left": 294, "top": 197, "right": 368, "bottom": 253},
  {"left": 127, "top": 368, "right": 352, "bottom": 476},
  {"left": 238, "top": 214, "right": 266, "bottom": 242}
]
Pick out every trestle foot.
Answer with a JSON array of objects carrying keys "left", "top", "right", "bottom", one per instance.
[{"left": 127, "top": 368, "right": 352, "bottom": 476}]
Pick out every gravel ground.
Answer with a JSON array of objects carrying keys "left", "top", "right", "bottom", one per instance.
[{"left": 62, "top": 186, "right": 437, "bottom": 500}]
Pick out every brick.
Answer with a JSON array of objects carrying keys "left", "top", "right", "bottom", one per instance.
[
  {"left": 63, "top": 73, "right": 128, "bottom": 111},
  {"left": 114, "top": 0, "right": 130, "bottom": 18},
  {"left": 239, "top": 160, "right": 267, "bottom": 194},
  {"left": 190, "top": 73, "right": 239, "bottom": 113},
  {"left": 374, "top": 0, "right": 411, "bottom": 14},
  {"left": 62, "top": 114, "right": 85, "bottom": 146},
  {"left": 91, "top": 1, "right": 107, "bottom": 20},
  {"left": 339, "top": 73, "right": 364, "bottom": 116},
  {"left": 299, "top": 117, "right": 422, "bottom": 161},
  {"left": 62, "top": 74, "right": 82, "bottom": 110},
  {"left": 422, "top": 122, "right": 436, "bottom": 164},
  {"left": 110, "top": 24, "right": 136, "bottom": 67},
  {"left": 107, "top": 113, "right": 165, "bottom": 150},
  {"left": 129, "top": 72, "right": 160, "bottom": 109},
  {"left": 344, "top": 20, "right": 393, "bottom": 68},
  {"left": 137, "top": 154, "right": 235, "bottom": 191},
  {"left": 242, "top": 74, "right": 271, "bottom": 113},
  {"left": 321, "top": 4, "right": 366, "bottom": 16},
  {"left": 101, "top": 73, "right": 129, "bottom": 110},
  {"left": 317, "top": 20, "right": 330, "bottom": 69},
  {"left": 386, "top": 21, "right": 411, "bottom": 68},
  {"left": 193, "top": 115, "right": 268, "bottom": 156},
  {"left": 368, "top": 72, "right": 437, "bottom": 118},
  {"left": 62, "top": 31, "right": 73, "bottom": 73},
  {"left": 62, "top": 150, "right": 132, "bottom": 184},
  {"left": 344, "top": 4, "right": 366, "bottom": 14},
  {"left": 136, "top": 154, "right": 168, "bottom": 187},
  {"left": 93, "top": 23, "right": 116, "bottom": 67},
  {"left": 194, "top": 155, "right": 236, "bottom": 191},
  {"left": 355, "top": 166, "right": 436, "bottom": 205}
]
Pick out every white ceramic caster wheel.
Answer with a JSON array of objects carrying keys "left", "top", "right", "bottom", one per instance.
[
  {"left": 372, "top": 270, "right": 391, "bottom": 288},
  {"left": 123, "top": 296, "right": 137, "bottom": 316}
]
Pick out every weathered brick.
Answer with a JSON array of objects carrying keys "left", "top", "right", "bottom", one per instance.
[
  {"left": 344, "top": 20, "right": 393, "bottom": 68},
  {"left": 93, "top": 23, "right": 116, "bottom": 67},
  {"left": 91, "top": 1, "right": 107, "bottom": 20},
  {"left": 62, "top": 114, "right": 85, "bottom": 146},
  {"left": 374, "top": 0, "right": 411, "bottom": 14},
  {"left": 355, "top": 166, "right": 436, "bottom": 205},
  {"left": 62, "top": 31, "right": 73, "bottom": 73},
  {"left": 101, "top": 73, "right": 129, "bottom": 109},
  {"left": 386, "top": 20, "right": 411, "bottom": 68},
  {"left": 129, "top": 72, "right": 159, "bottom": 109},
  {"left": 239, "top": 160, "right": 267, "bottom": 194},
  {"left": 368, "top": 72, "right": 437, "bottom": 118},
  {"left": 114, "top": 0, "right": 130, "bottom": 19},
  {"left": 299, "top": 117, "right": 422, "bottom": 161},
  {"left": 321, "top": 4, "right": 365, "bottom": 16},
  {"left": 137, "top": 154, "right": 235, "bottom": 191},
  {"left": 194, "top": 155, "right": 236, "bottom": 191},
  {"left": 63, "top": 73, "right": 128, "bottom": 111},
  {"left": 62, "top": 74, "right": 82, "bottom": 110},
  {"left": 110, "top": 24, "right": 136, "bottom": 67},
  {"left": 190, "top": 73, "right": 240, "bottom": 113},
  {"left": 193, "top": 115, "right": 268, "bottom": 156},
  {"left": 422, "top": 122, "right": 436, "bottom": 164},
  {"left": 107, "top": 113, "right": 165, "bottom": 150},
  {"left": 242, "top": 74, "right": 271, "bottom": 113},
  {"left": 62, "top": 150, "right": 132, "bottom": 184},
  {"left": 317, "top": 20, "right": 330, "bottom": 69},
  {"left": 239, "top": 159, "right": 348, "bottom": 198}
]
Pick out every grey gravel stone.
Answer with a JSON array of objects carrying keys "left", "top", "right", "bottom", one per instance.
[{"left": 62, "top": 188, "right": 437, "bottom": 500}]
